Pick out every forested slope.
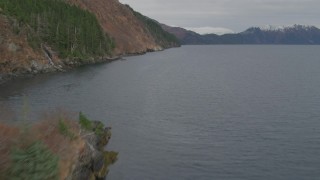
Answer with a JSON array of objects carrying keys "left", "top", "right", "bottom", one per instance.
[
  {"left": 0, "top": 0, "right": 179, "bottom": 82},
  {"left": 67, "top": 0, "right": 179, "bottom": 55},
  {"left": 0, "top": 0, "right": 114, "bottom": 59},
  {"left": 126, "top": 5, "right": 180, "bottom": 49}
]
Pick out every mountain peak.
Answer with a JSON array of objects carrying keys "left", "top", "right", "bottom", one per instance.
[
  {"left": 162, "top": 24, "right": 320, "bottom": 45},
  {"left": 257, "top": 24, "right": 319, "bottom": 32}
]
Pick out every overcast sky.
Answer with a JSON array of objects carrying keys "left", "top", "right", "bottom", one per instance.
[{"left": 119, "top": 0, "right": 320, "bottom": 34}]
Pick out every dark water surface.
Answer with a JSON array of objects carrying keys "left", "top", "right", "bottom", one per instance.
[{"left": 1, "top": 45, "right": 320, "bottom": 180}]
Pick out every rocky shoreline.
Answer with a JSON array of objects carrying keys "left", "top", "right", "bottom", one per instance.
[
  {"left": 0, "top": 50, "right": 152, "bottom": 85},
  {"left": 0, "top": 55, "right": 115, "bottom": 85},
  {"left": 0, "top": 0, "right": 181, "bottom": 85}
]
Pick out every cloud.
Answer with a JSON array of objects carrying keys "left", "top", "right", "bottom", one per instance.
[{"left": 185, "top": 27, "right": 235, "bottom": 35}]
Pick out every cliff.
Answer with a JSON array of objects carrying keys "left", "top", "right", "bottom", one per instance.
[
  {"left": 66, "top": 0, "right": 160, "bottom": 55},
  {"left": 0, "top": 0, "right": 179, "bottom": 83},
  {"left": 0, "top": 112, "right": 117, "bottom": 180}
]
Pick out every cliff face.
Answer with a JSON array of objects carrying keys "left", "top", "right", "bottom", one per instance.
[
  {"left": 0, "top": 15, "right": 59, "bottom": 81},
  {"left": 0, "top": 0, "right": 179, "bottom": 83},
  {"left": 67, "top": 0, "right": 164, "bottom": 55}
]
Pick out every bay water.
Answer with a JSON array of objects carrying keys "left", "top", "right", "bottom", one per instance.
[{"left": 1, "top": 45, "right": 320, "bottom": 180}]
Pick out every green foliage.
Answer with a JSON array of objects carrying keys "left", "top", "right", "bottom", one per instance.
[
  {"left": 9, "top": 141, "right": 59, "bottom": 180},
  {"left": 126, "top": 5, "right": 180, "bottom": 47},
  {"left": 0, "top": 0, "right": 114, "bottom": 60},
  {"left": 79, "top": 112, "right": 107, "bottom": 137},
  {"left": 58, "top": 118, "right": 75, "bottom": 140},
  {"left": 94, "top": 121, "right": 105, "bottom": 136},
  {"left": 79, "top": 112, "right": 92, "bottom": 131}
]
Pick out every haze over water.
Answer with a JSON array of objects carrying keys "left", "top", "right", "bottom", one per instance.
[{"left": 1, "top": 45, "right": 320, "bottom": 179}]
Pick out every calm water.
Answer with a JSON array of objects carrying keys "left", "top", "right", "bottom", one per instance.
[{"left": 1, "top": 45, "right": 320, "bottom": 179}]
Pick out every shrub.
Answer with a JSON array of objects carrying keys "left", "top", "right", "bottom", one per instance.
[
  {"left": 58, "top": 118, "right": 75, "bottom": 140},
  {"left": 9, "top": 141, "right": 59, "bottom": 180},
  {"left": 79, "top": 112, "right": 92, "bottom": 131},
  {"left": 93, "top": 121, "right": 105, "bottom": 136}
]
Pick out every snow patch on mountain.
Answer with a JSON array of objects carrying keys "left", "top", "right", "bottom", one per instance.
[
  {"left": 185, "top": 27, "right": 235, "bottom": 35},
  {"left": 258, "top": 24, "right": 318, "bottom": 32}
]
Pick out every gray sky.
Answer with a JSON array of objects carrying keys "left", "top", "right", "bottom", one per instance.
[{"left": 119, "top": 0, "right": 320, "bottom": 34}]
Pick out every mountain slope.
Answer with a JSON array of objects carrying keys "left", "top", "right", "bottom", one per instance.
[
  {"left": 127, "top": 6, "right": 180, "bottom": 49},
  {"left": 0, "top": 0, "right": 179, "bottom": 82},
  {"left": 161, "top": 24, "right": 205, "bottom": 44},
  {"left": 163, "top": 24, "right": 320, "bottom": 45},
  {"left": 0, "top": 14, "right": 45, "bottom": 73},
  {"left": 237, "top": 25, "right": 320, "bottom": 44},
  {"left": 66, "top": 0, "right": 179, "bottom": 55}
]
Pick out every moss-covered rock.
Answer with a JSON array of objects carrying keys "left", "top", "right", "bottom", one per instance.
[{"left": 70, "top": 114, "right": 117, "bottom": 180}]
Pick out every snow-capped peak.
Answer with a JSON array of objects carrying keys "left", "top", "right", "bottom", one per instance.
[
  {"left": 259, "top": 25, "right": 286, "bottom": 31},
  {"left": 258, "top": 24, "right": 317, "bottom": 32}
]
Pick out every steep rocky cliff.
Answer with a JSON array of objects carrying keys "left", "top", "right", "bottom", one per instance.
[
  {"left": 67, "top": 0, "right": 172, "bottom": 55},
  {"left": 0, "top": 0, "right": 179, "bottom": 83}
]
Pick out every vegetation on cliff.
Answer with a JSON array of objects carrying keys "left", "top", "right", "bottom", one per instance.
[
  {"left": 0, "top": 111, "right": 117, "bottom": 179},
  {"left": 125, "top": 5, "right": 180, "bottom": 48},
  {"left": 9, "top": 141, "right": 59, "bottom": 180},
  {"left": 0, "top": 0, "right": 180, "bottom": 83},
  {"left": 0, "top": 0, "right": 114, "bottom": 60}
]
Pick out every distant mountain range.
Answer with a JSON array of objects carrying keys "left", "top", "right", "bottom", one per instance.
[{"left": 161, "top": 24, "right": 320, "bottom": 45}]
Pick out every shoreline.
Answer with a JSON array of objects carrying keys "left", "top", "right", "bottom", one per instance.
[{"left": 0, "top": 46, "right": 176, "bottom": 85}]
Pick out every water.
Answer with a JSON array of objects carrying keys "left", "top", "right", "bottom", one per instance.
[{"left": 1, "top": 45, "right": 320, "bottom": 180}]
